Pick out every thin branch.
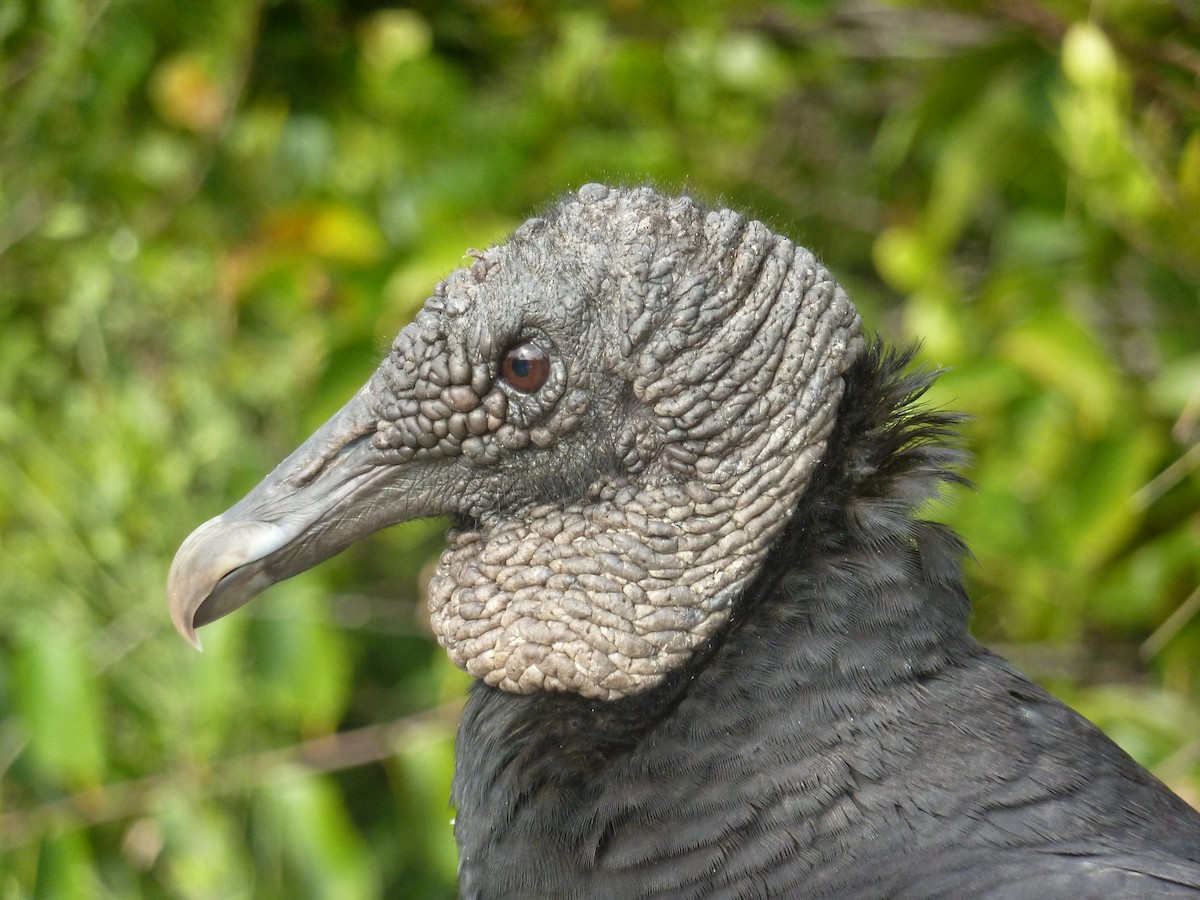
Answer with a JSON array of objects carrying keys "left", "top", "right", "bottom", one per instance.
[
  {"left": 1131, "top": 440, "right": 1200, "bottom": 510},
  {"left": 1142, "top": 584, "right": 1200, "bottom": 660},
  {"left": 0, "top": 700, "right": 464, "bottom": 850}
]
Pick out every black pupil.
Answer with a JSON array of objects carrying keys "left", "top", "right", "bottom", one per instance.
[
  {"left": 502, "top": 342, "right": 549, "bottom": 392},
  {"left": 501, "top": 340, "right": 549, "bottom": 391}
]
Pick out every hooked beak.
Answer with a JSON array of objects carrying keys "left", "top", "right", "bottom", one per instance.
[{"left": 167, "top": 383, "right": 417, "bottom": 649}]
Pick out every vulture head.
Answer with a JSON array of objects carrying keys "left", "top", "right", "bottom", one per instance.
[{"left": 169, "top": 184, "right": 863, "bottom": 701}]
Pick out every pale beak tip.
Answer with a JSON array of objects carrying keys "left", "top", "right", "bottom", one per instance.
[
  {"left": 168, "top": 586, "right": 205, "bottom": 651},
  {"left": 180, "top": 621, "right": 205, "bottom": 652}
]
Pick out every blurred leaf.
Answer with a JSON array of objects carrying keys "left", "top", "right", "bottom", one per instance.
[
  {"left": 1148, "top": 353, "right": 1200, "bottom": 422},
  {"left": 262, "top": 202, "right": 388, "bottom": 266},
  {"left": 388, "top": 725, "right": 459, "bottom": 889},
  {"left": 33, "top": 831, "right": 95, "bottom": 900},
  {"left": 357, "top": 10, "right": 433, "bottom": 72},
  {"left": 1055, "top": 22, "right": 1161, "bottom": 225},
  {"left": 256, "top": 772, "right": 382, "bottom": 899},
  {"left": 874, "top": 224, "right": 938, "bottom": 295},
  {"left": 149, "top": 53, "right": 227, "bottom": 134},
  {"left": 157, "top": 794, "right": 255, "bottom": 899},
  {"left": 999, "top": 308, "right": 1125, "bottom": 434},
  {"left": 251, "top": 583, "right": 354, "bottom": 735},
  {"left": 1092, "top": 527, "right": 1200, "bottom": 631},
  {"left": 1059, "top": 425, "right": 1160, "bottom": 569},
  {"left": 13, "top": 621, "right": 107, "bottom": 789}
]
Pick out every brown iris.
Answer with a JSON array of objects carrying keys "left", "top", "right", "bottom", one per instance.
[{"left": 500, "top": 341, "right": 550, "bottom": 393}]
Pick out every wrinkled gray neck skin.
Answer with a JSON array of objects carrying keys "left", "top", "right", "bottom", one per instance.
[{"left": 374, "top": 185, "right": 862, "bottom": 700}]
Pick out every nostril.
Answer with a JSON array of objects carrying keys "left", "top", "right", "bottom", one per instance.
[
  {"left": 294, "top": 431, "right": 375, "bottom": 486},
  {"left": 336, "top": 432, "right": 374, "bottom": 459}
]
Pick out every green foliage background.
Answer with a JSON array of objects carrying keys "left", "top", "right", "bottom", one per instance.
[{"left": 2, "top": 0, "right": 1199, "bottom": 896}]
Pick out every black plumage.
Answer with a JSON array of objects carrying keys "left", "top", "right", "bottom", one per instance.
[{"left": 168, "top": 185, "right": 1200, "bottom": 898}]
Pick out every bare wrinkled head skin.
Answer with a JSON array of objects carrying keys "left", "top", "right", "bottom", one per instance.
[{"left": 168, "top": 184, "right": 864, "bottom": 701}]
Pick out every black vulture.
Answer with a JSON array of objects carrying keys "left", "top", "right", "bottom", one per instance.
[{"left": 169, "top": 185, "right": 1200, "bottom": 898}]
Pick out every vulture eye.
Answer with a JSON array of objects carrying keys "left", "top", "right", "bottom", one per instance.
[{"left": 500, "top": 341, "right": 550, "bottom": 393}]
